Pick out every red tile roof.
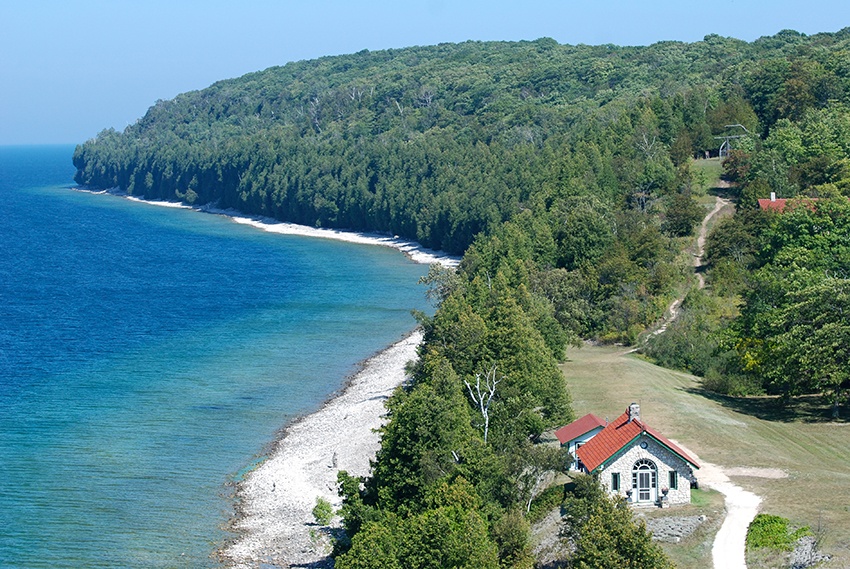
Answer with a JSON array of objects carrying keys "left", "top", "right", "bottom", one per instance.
[
  {"left": 757, "top": 198, "right": 789, "bottom": 212},
  {"left": 757, "top": 196, "right": 820, "bottom": 213},
  {"left": 554, "top": 413, "right": 607, "bottom": 445},
  {"left": 575, "top": 409, "right": 700, "bottom": 472}
]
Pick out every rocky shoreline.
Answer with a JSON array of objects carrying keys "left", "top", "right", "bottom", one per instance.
[
  {"left": 218, "top": 330, "right": 422, "bottom": 569},
  {"left": 70, "top": 186, "right": 453, "bottom": 568},
  {"left": 72, "top": 186, "right": 460, "bottom": 268}
]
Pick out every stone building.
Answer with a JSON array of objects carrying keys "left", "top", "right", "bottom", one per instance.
[{"left": 558, "top": 404, "right": 700, "bottom": 506}]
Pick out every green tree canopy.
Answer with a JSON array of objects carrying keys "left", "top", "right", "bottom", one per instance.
[{"left": 562, "top": 475, "right": 674, "bottom": 569}]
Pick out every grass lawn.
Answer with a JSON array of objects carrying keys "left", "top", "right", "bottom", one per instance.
[
  {"left": 561, "top": 345, "right": 850, "bottom": 568},
  {"left": 690, "top": 157, "right": 724, "bottom": 194}
]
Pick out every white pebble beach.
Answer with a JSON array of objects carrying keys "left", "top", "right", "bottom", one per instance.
[{"left": 219, "top": 330, "right": 423, "bottom": 568}]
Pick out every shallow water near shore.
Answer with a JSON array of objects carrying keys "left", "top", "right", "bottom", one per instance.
[{"left": 0, "top": 146, "right": 430, "bottom": 568}]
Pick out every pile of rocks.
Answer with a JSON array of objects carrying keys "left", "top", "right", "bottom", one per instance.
[
  {"left": 790, "top": 536, "right": 830, "bottom": 569},
  {"left": 531, "top": 509, "right": 570, "bottom": 569},
  {"left": 644, "top": 515, "right": 707, "bottom": 543}
]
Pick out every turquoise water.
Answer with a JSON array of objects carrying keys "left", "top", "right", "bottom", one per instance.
[{"left": 0, "top": 146, "right": 430, "bottom": 568}]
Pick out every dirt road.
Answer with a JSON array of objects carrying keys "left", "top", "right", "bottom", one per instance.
[
  {"left": 648, "top": 195, "right": 730, "bottom": 337},
  {"left": 654, "top": 196, "right": 764, "bottom": 569}
]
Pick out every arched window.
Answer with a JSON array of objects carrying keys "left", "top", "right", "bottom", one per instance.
[{"left": 632, "top": 459, "right": 657, "bottom": 502}]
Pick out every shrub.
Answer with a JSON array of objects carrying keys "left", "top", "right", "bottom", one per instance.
[
  {"left": 746, "top": 513, "right": 810, "bottom": 551},
  {"left": 527, "top": 484, "right": 564, "bottom": 524},
  {"left": 313, "top": 496, "right": 335, "bottom": 526}
]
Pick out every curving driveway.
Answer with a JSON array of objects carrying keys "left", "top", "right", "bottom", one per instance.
[{"left": 670, "top": 442, "right": 763, "bottom": 569}]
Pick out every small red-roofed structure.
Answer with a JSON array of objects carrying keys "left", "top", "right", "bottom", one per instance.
[
  {"left": 555, "top": 413, "right": 607, "bottom": 470},
  {"left": 757, "top": 197, "right": 789, "bottom": 212},
  {"left": 558, "top": 404, "right": 700, "bottom": 507},
  {"left": 758, "top": 192, "right": 819, "bottom": 213}
]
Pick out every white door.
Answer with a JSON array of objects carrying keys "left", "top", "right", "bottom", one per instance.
[{"left": 633, "top": 459, "right": 657, "bottom": 502}]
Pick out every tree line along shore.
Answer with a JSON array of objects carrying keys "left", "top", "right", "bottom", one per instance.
[{"left": 75, "top": 28, "right": 850, "bottom": 568}]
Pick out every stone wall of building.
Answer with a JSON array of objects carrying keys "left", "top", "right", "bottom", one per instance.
[{"left": 598, "top": 434, "right": 697, "bottom": 506}]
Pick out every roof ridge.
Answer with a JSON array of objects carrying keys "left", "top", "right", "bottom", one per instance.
[{"left": 575, "top": 409, "right": 700, "bottom": 471}]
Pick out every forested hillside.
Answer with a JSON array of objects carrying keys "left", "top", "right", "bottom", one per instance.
[
  {"left": 75, "top": 28, "right": 850, "bottom": 567},
  {"left": 646, "top": 107, "right": 850, "bottom": 417},
  {"left": 76, "top": 30, "right": 848, "bottom": 254},
  {"left": 75, "top": 28, "right": 850, "bottom": 342}
]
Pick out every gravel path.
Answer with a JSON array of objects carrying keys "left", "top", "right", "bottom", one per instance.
[
  {"left": 694, "top": 195, "right": 730, "bottom": 290},
  {"left": 670, "top": 441, "right": 762, "bottom": 569},
  {"left": 682, "top": 192, "right": 761, "bottom": 568},
  {"left": 634, "top": 191, "right": 764, "bottom": 567},
  {"left": 703, "top": 464, "right": 762, "bottom": 569}
]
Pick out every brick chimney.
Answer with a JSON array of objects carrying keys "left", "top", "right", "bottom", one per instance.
[{"left": 628, "top": 403, "right": 640, "bottom": 423}]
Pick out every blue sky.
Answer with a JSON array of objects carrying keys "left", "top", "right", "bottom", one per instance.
[{"left": 1, "top": 1, "right": 847, "bottom": 145}]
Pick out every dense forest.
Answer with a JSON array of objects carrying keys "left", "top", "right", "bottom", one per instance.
[
  {"left": 75, "top": 28, "right": 850, "bottom": 567},
  {"left": 645, "top": 108, "right": 850, "bottom": 416},
  {"left": 77, "top": 31, "right": 843, "bottom": 254}
]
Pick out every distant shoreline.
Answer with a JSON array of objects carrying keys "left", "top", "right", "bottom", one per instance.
[
  {"left": 72, "top": 186, "right": 439, "bottom": 568},
  {"left": 72, "top": 187, "right": 460, "bottom": 268}
]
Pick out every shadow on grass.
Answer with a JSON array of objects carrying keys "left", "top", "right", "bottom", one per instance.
[
  {"left": 683, "top": 387, "right": 848, "bottom": 424},
  {"left": 706, "top": 185, "right": 736, "bottom": 200}
]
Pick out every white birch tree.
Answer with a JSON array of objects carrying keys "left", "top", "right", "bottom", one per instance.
[{"left": 464, "top": 363, "right": 501, "bottom": 444}]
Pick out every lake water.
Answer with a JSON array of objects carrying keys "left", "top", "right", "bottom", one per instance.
[{"left": 0, "top": 145, "right": 430, "bottom": 568}]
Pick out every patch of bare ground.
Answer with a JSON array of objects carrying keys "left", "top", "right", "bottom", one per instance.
[
  {"left": 531, "top": 508, "right": 569, "bottom": 569},
  {"left": 724, "top": 467, "right": 788, "bottom": 479}
]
